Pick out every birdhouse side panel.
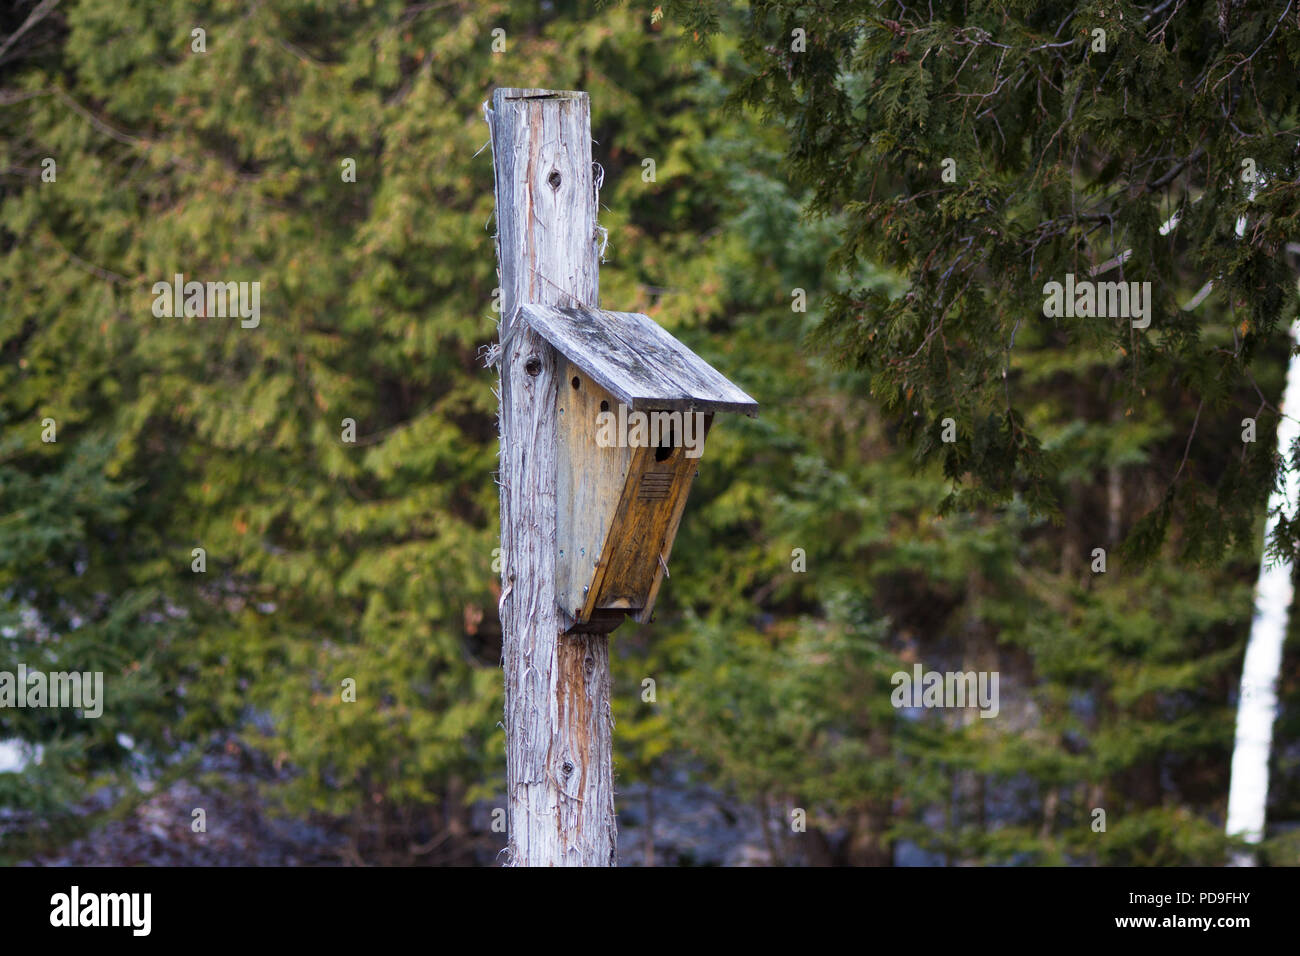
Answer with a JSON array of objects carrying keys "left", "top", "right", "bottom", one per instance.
[{"left": 555, "top": 361, "right": 632, "bottom": 620}]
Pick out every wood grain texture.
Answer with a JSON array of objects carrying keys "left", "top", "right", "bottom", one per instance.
[
  {"left": 519, "top": 304, "right": 760, "bottom": 416},
  {"left": 594, "top": 415, "right": 712, "bottom": 623},
  {"left": 555, "top": 361, "right": 630, "bottom": 620},
  {"left": 490, "top": 88, "right": 616, "bottom": 866},
  {"left": 637, "top": 413, "right": 713, "bottom": 622}
]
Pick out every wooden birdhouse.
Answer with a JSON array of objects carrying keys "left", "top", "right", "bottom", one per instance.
[{"left": 519, "top": 304, "right": 758, "bottom": 633}]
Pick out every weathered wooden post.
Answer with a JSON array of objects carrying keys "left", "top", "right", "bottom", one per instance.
[
  {"left": 487, "top": 88, "right": 756, "bottom": 866},
  {"left": 488, "top": 88, "right": 611, "bottom": 867}
]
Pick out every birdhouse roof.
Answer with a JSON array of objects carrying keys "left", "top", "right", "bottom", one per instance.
[{"left": 519, "top": 304, "right": 759, "bottom": 416}]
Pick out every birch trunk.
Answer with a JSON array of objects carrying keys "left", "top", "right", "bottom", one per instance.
[
  {"left": 1225, "top": 318, "right": 1300, "bottom": 865},
  {"left": 487, "top": 88, "right": 617, "bottom": 866}
]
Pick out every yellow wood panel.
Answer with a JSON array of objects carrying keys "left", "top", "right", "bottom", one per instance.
[
  {"left": 556, "top": 360, "right": 630, "bottom": 620},
  {"left": 591, "top": 413, "right": 711, "bottom": 618}
]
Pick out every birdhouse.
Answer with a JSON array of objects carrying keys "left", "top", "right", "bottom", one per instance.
[{"left": 519, "top": 304, "right": 758, "bottom": 633}]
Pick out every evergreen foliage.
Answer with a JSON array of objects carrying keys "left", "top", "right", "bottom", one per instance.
[{"left": 1, "top": 0, "right": 1295, "bottom": 864}]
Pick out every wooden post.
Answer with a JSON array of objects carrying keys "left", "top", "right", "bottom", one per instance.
[{"left": 487, "top": 88, "right": 617, "bottom": 866}]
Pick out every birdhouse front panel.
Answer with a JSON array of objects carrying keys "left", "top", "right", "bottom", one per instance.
[{"left": 586, "top": 415, "right": 711, "bottom": 624}]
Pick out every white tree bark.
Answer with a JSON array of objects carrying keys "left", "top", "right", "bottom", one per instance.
[
  {"left": 1225, "top": 318, "right": 1300, "bottom": 865},
  {"left": 487, "top": 88, "right": 617, "bottom": 866}
]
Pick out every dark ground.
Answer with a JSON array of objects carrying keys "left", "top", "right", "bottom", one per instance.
[{"left": 16, "top": 740, "right": 795, "bottom": 866}]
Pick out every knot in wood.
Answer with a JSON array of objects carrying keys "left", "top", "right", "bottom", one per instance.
[
  {"left": 547, "top": 168, "right": 562, "bottom": 190},
  {"left": 524, "top": 356, "right": 542, "bottom": 376}
]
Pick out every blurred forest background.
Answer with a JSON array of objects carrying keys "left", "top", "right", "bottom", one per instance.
[{"left": 1, "top": 0, "right": 1298, "bottom": 865}]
